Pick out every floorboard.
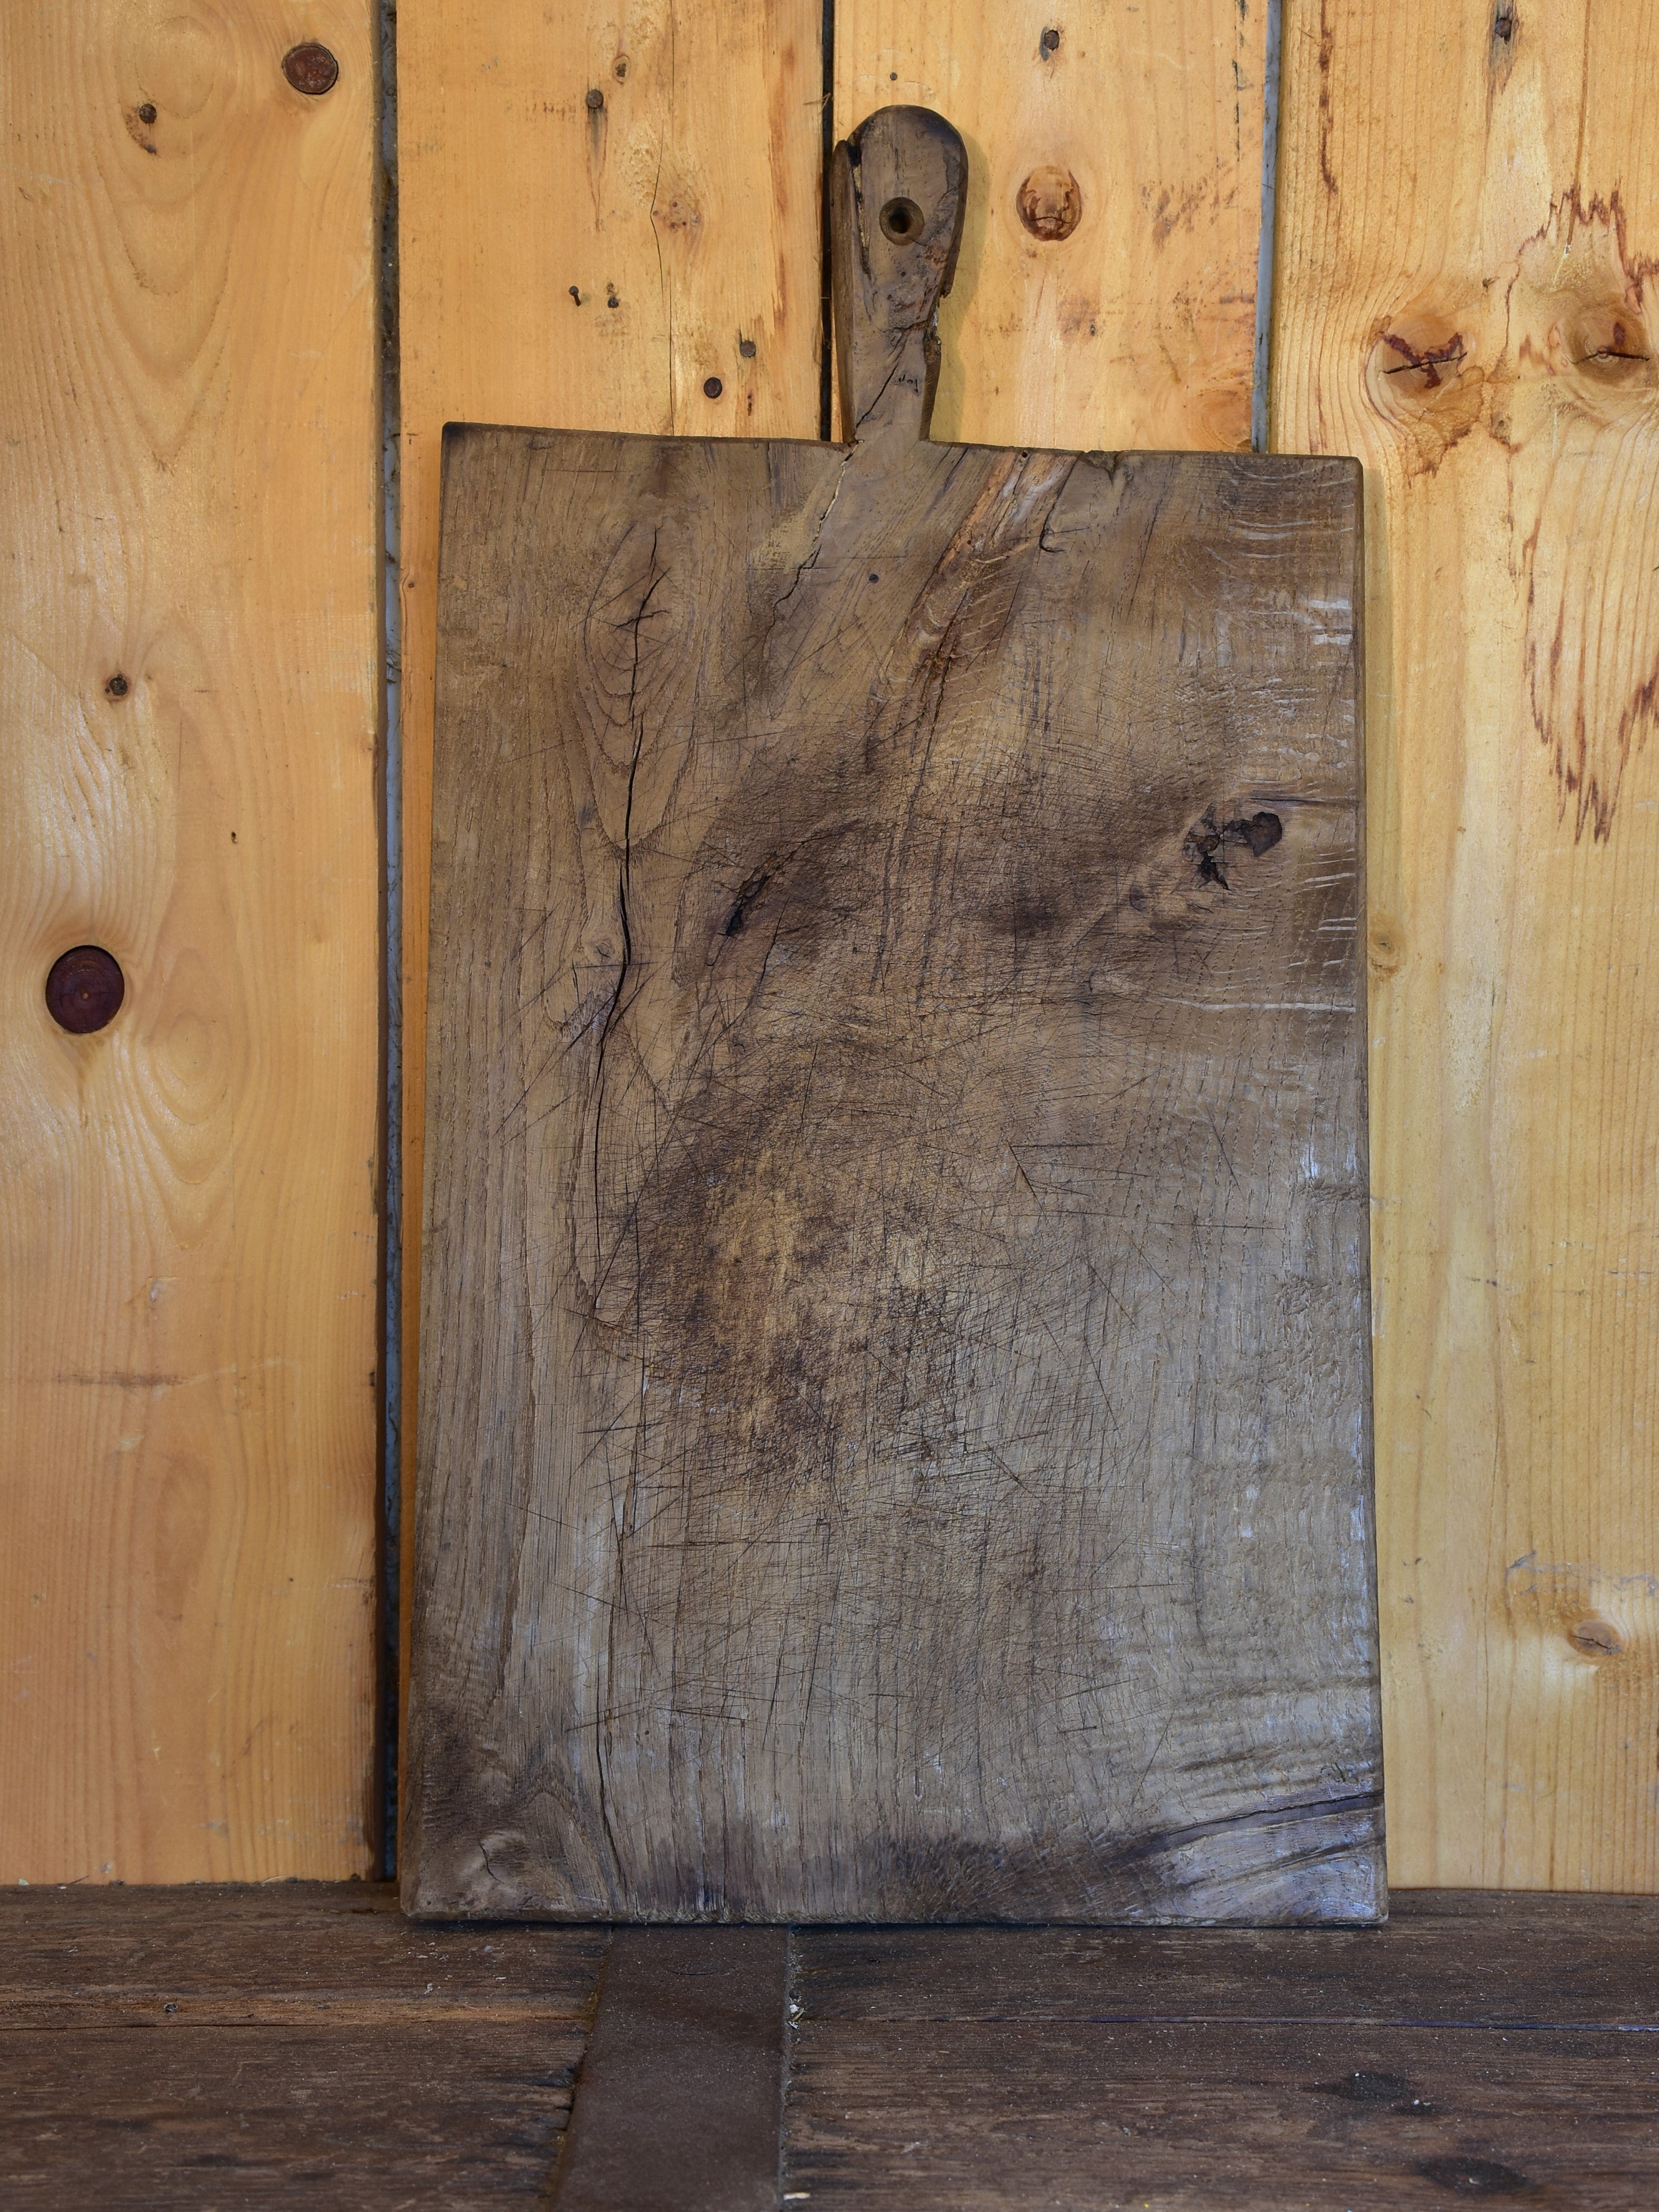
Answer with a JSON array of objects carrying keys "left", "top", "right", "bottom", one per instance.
[
  {"left": 784, "top": 2021, "right": 1659, "bottom": 2208},
  {"left": 0, "top": 1884, "right": 605, "bottom": 2208},
  {"left": 2, "top": 1888, "right": 1653, "bottom": 2204},
  {"left": 794, "top": 1892, "right": 1659, "bottom": 2027}
]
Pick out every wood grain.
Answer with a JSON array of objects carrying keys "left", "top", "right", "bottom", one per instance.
[
  {"left": 1271, "top": 1, "right": 1659, "bottom": 1891},
  {"left": 2, "top": 2021, "right": 585, "bottom": 2209},
  {"left": 0, "top": 1881, "right": 607, "bottom": 2023},
  {"left": 0, "top": 1884, "right": 605, "bottom": 2206},
  {"left": 406, "top": 107, "right": 1378, "bottom": 1922},
  {"left": 795, "top": 1889, "right": 1659, "bottom": 2026},
  {"left": 395, "top": 0, "right": 825, "bottom": 1764},
  {"left": 6, "top": 1887, "right": 1657, "bottom": 2207},
  {"left": 833, "top": 0, "right": 1269, "bottom": 450},
  {"left": 0, "top": 4, "right": 381, "bottom": 1879},
  {"left": 787, "top": 1893, "right": 1659, "bottom": 2208},
  {"left": 783, "top": 2022, "right": 1659, "bottom": 2208}
]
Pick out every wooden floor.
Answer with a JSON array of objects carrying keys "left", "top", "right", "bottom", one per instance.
[{"left": 2, "top": 1887, "right": 1655, "bottom": 2208}]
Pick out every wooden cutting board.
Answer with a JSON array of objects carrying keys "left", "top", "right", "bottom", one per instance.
[{"left": 406, "top": 106, "right": 1383, "bottom": 1924}]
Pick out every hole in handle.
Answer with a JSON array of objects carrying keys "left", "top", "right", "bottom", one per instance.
[{"left": 879, "top": 196, "right": 925, "bottom": 244}]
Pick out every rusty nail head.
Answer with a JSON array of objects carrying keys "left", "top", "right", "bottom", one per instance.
[
  {"left": 283, "top": 42, "right": 339, "bottom": 96},
  {"left": 585, "top": 86, "right": 605, "bottom": 111},
  {"left": 703, "top": 376, "right": 723, "bottom": 398},
  {"left": 105, "top": 673, "right": 129, "bottom": 699},
  {"left": 137, "top": 101, "right": 158, "bottom": 124},
  {"left": 46, "top": 946, "right": 126, "bottom": 1035}
]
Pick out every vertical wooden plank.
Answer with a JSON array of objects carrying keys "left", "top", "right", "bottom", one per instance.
[
  {"left": 833, "top": 0, "right": 1269, "bottom": 450},
  {"left": 1273, "top": 0, "right": 1659, "bottom": 1889},
  {"left": 0, "top": 6, "right": 382, "bottom": 1878},
  {"left": 396, "top": 0, "right": 825, "bottom": 1745}
]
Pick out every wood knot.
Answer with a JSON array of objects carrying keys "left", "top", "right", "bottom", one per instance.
[
  {"left": 1367, "top": 309, "right": 1483, "bottom": 473},
  {"left": 282, "top": 42, "right": 339, "bottom": 97},
  {"left": 1367, "top": 919, "right": 1407, "bottom": 978},
  {"left": 1378, "top": 329, "right": 1467, "bottom": 393},
  {"left": 1017, "top": 166, "right": 1082, "bottom": 242},
  {"left": 1568, "top": 303, "right": 1654, "bottom": 387},
  {"left": 46, "top": 945, "right": 126, "bottom": 1035},
  {"left": 1186, "top": 811, "right": 1283, "bottom": 889},
  {"left": 1314, "top": 2070, "right": 1430, "bottom": 2111},
  {"left": 1417, "top": 2156, "right": 1530, "bottom": 2197},
  {"left": 1568, "top": 1615, "right": 1623, "bottom": 1657}
]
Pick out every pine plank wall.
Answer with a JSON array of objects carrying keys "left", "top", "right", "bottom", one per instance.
[{"left": 2, "top": 0, "right": 1655, "bottom": 1894}]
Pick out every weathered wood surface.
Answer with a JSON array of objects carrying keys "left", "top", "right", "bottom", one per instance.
[
  {"left": 0, "top": 1882, "right": 606, "bottom": 2208},
  {"left": 0, "top": 1880, "right": 607, "bottom": 2024},
  {"left": 551, "top": 1930, "right": 789, "bottom": 2211},
  {"left": 408, "top": 106, "right": 1378, "bottom": 1924},
  {"left": 5, "top": 1888, "right": 1657, "bottom": 2206},
  {"left": 397, "top": 5, "right": 1281, "bottom": 1848},
  {"left": 1272, "top": 0, "right": 1659, "bottom": 1891},
  {"left": 2, "top": 2019, "right": 587, "bottom": 2208},
  {"left": 395, "top": 0, "right": 826, "bottom": 1757},
  {"left": 797, "top": 1890, "right": 1659, "bottom": 2027},
  {"left": 0, "top": 0, "right": 381, "bottom": 1882},
  {"left": 787, "top": 1892, "right": 1659, "bottom": 2207},
  {"left": 784, "top": 2022, "right": 1659, "bottom": 2208}
]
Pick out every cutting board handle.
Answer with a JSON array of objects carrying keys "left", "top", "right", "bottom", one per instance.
[{"left": 830, "top": 105, "right": 968, "bottom": 445}]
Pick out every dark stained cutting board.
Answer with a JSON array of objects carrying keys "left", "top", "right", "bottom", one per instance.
[{"left": 406, "top": 106, "right": 1383, "bottom": 1924}]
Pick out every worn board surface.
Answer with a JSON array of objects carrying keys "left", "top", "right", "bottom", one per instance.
[
  {"left": 6, "top": 1887, "right": 1657, "bottom": 2206},
  {"left": 407, "top": 454, "right": 1377, "bottom": 1919},
  {"left": 394, "top": 0, "right": 826, "bottom": 1767},
  {"left": 406, "top": 106, "right": 1378, "bottom": 1924},
  {"left": 1272, "top": 0, "right": 1659, "bottom": 1892},
  {"left": 0, "top": 1883, "right": 606, "bottom": 2209},
  {"left": 786, "top": 1891, "right": 1659, "bottom": 2206},
  {"left": 396, "top": 3, "right": 1277, "bottom": 1820}
]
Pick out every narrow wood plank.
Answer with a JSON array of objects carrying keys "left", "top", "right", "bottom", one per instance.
[
  {"left": 795, "top": 1890, "right": 1659, "bottom": 2024},
  {"left": 0, "top": 3, "right": 381, "bottom": 1880},
  {"left": 0, "top": 1883, "right": 607, "bottom": 2021},
  {"left": 1271, "top": 1, "right": 1659, "bottom": 1890},
  {"left": 833, "top": 0, "right": 1268, "bottom": 449},
  {"left": 406, "top": 111, "right": 1377, "bottom": 1919},
  {"left": 395, "top": 0, "right": 825, "bottom": 1755},
  {"left": 0, "top": 2019, "right": 589, "bottom": 2209},
  {"left": 551, "top": 1930, "right": 789, "bottom": 2212},
  {"left": 784, "top": 2021, "right": 1659, "bottom": 2209},
  {"left": 0, "top": 1884, "right": 606, "bottom": 2208}
]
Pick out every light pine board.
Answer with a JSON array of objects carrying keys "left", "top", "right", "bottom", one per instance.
[
  {"left": 1272, "top": 0, "right": 1659, "bottom": 1890},
  {"left": 833, "top": 0, "right": 1269, "bottom": 450},
  {"left": 0, "top": 2, "right": 381, "bottom": 1879},
  {"left": 395, "top": 0, "right": 825, "bottom": 1750}
]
